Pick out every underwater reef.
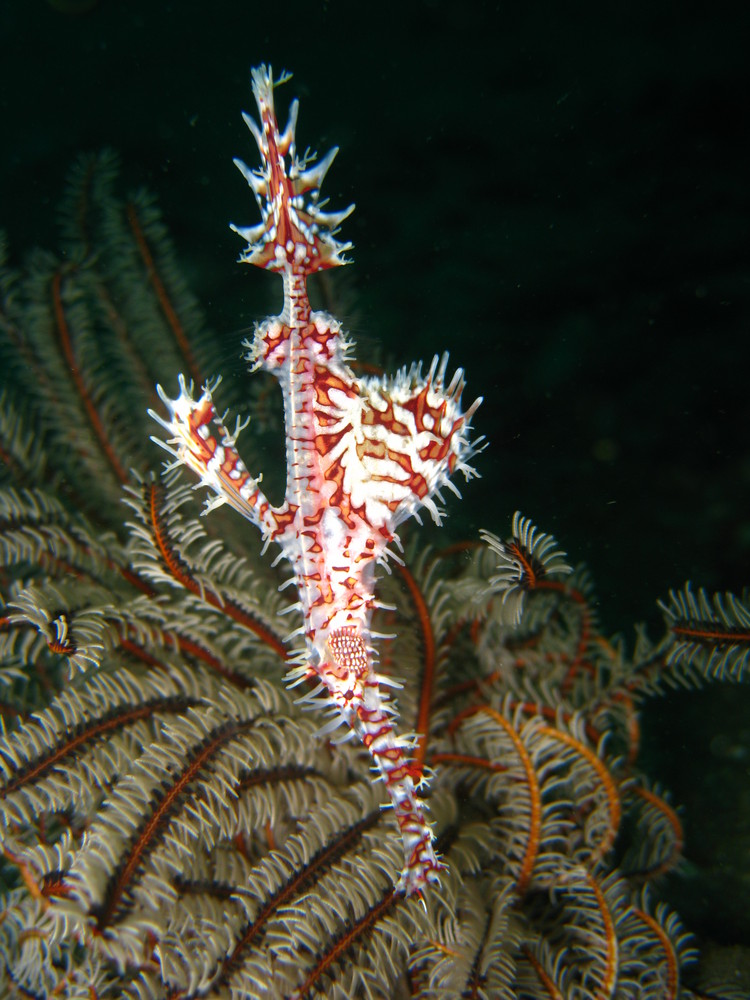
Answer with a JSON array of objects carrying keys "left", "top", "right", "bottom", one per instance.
[{"left": 0, "top": 145, "right": 748, "bottom": 998}]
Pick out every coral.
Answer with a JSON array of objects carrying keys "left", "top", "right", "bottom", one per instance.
[{"left": 0, "top": 124, "right": 748, "bottom": 1000}]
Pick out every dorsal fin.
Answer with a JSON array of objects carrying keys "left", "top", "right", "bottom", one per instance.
[{"left": 230, "top": 65, "right": 353, "bottom": 275}]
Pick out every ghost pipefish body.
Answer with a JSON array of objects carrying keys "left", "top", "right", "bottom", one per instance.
[{"left": 150, "top": 65, "right": 482, "bottom": 895}]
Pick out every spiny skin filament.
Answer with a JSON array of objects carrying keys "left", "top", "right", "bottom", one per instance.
[{"left": 150, "top": 64, "right": 481, "bottom": 895}]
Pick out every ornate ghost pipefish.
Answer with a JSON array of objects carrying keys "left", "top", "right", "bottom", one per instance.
[{"left": 150, "top": 65, "right": 482, "bottom": 895}]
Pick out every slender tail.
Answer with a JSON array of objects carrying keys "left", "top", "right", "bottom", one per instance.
[{"left": 356, "top": 697, "right": 443, "bottom": 895}]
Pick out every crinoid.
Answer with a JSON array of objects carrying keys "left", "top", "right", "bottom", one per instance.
[{"left": 1, "top": 84, "right": 748, "bottom": 1000}]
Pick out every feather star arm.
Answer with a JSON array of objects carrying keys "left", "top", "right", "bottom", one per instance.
[{"left": 150, "top": 64, "right": 482, "bottom": 896}]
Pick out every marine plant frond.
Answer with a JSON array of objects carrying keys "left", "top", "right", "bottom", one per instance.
[
  {"left": 380, "top": 546, "right": 459, "bottom": 774},
  {"left": 620, "top": 781, "right": 684, "bottom": 882},
  {"left": 123, "top": 472, "right": 289, "bottom": 659},
  {"left": 63, "top": 684, "right": 306, "bottom": 929},
  {"left": 0, "top": 155, "right": 231, "bottom": 529},
  {"left": 480, "top": 511, "right": 572, "bottom": 624},
  {"left": 659, "top": 583, "right": 750, "bottom": 683},
  {"left": 0, "top": 485, "right": 118, "bottom": 585},
  {"left": 14, "top": 254, "right": 142, "bottom": 493},
  {"left": 8, "top": 579, "right": 113, "bottom": 673},
  {"left": 0, "top": 662, "right": 209, "bottom": 833},
  {"left": 441, "top": 700, "right": 625, "bottom": 899},
  {"left": 59, "top": 152, "right": 217, "bottom": 394},
  {"left": 0, "top": 394, "right": 51, "bottom": 488},
  {"left": 630, "top": 892, "right": 698, "bottom": 999},
  {"left": 414, "top": 875, "right": 519, "bottom": 999}
]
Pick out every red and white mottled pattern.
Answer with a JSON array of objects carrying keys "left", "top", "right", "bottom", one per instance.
[{"left": 150, "top": 65, "right": 481, "bottom": 895}]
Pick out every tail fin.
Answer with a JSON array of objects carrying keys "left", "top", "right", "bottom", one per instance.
[{"left": 230, "top": 65, "right": 354, "bottom": 274}]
